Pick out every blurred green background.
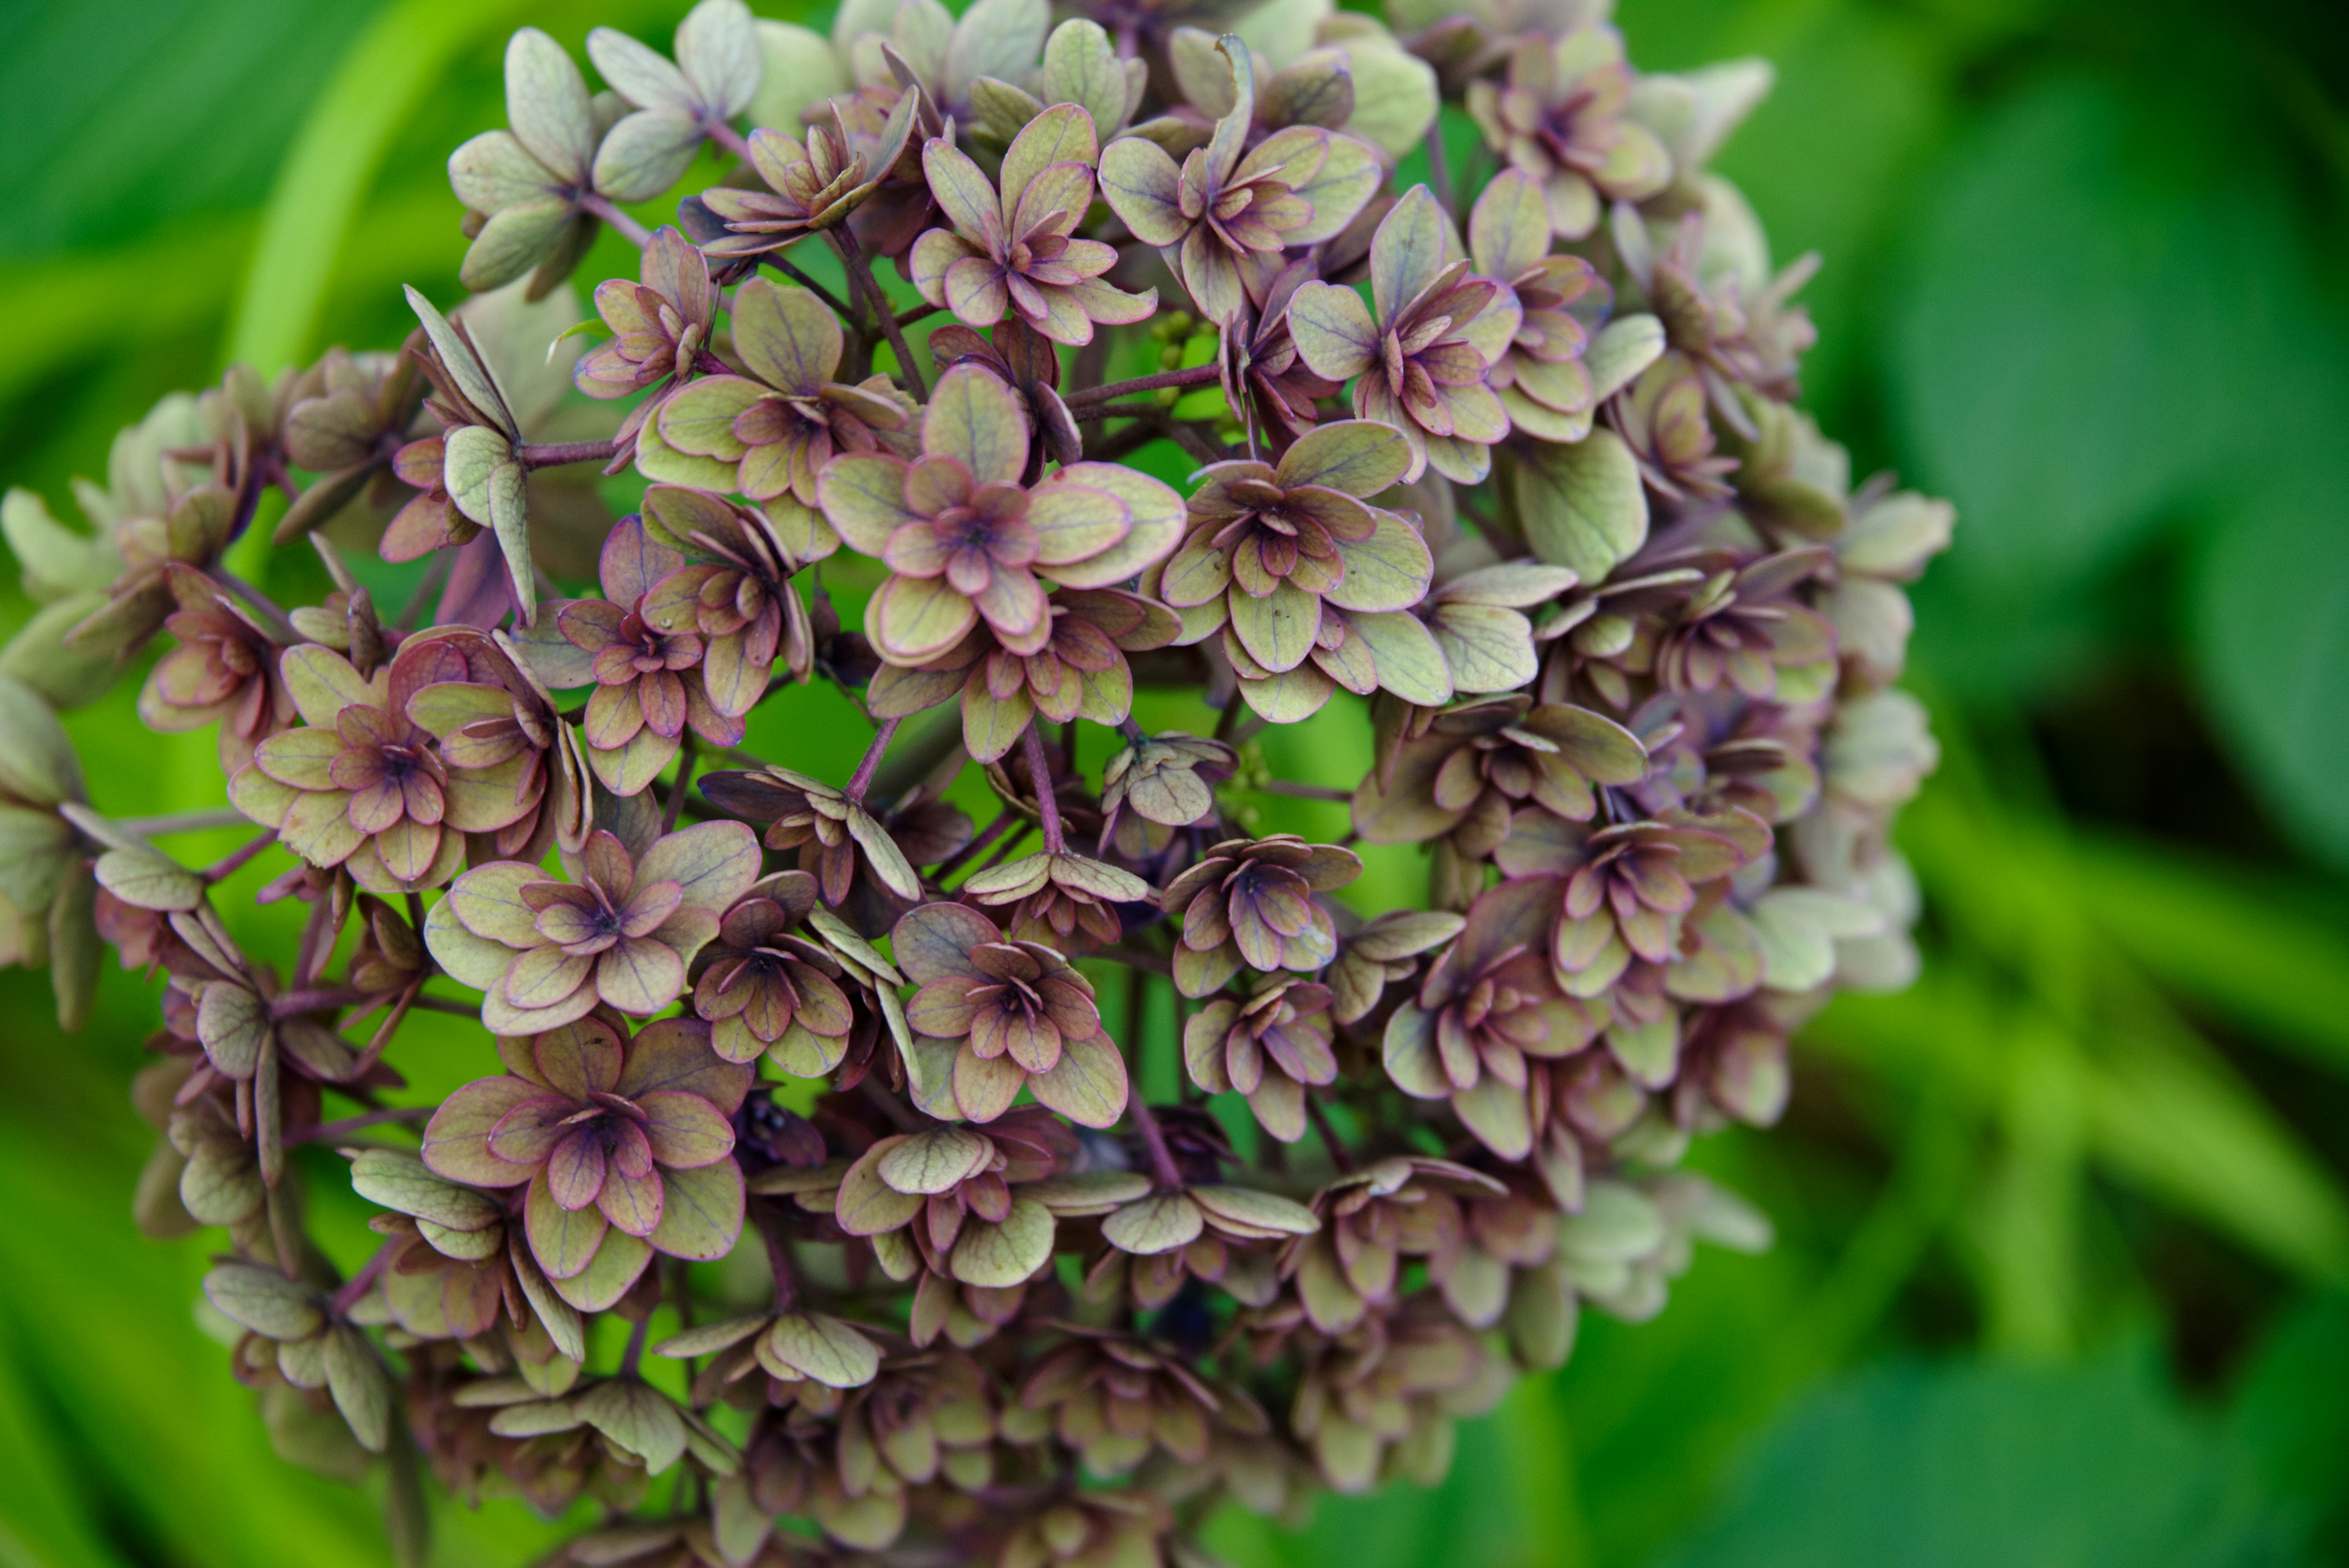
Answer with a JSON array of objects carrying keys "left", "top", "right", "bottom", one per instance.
[{"left": 7, "top": 0, "right": 2349, "bottom": 1561}]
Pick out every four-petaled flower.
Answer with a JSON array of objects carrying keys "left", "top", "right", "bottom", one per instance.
[
  {"left": 1468, "top": 169, "right": 1611, "bottom": 442},
  {"left": 699, "top": 119, "right": 879, "bottom": 258},
  {"left": 1287, "top": 187, "right": 1521, "bottom": 484},
  {"left": 1160, "top": 833, "right": 1362, "bottom": 997},
  {"left": 647, "top": 277, "right": 907, "bottom": 508},
  {"left": 421, "top": 1012, "right": 751, "bottom": 1310},
  {"left": 424, "top": 821, "right": 760, "bottom": 1035},
  {"left": 231, "top": 641, "right": 542, "bottom": 895},
  {"left": 573, "top": 226, "right": 718, "bottom": 463},
  {"left": 1155, "top": 419, "right": 1442, "bottom": 721},
  {"left": 892, "top": 902, "right": 1130, "bottom": 1127},
  {"left": 139, "top": 565, "right": 295, "bottom": 771},
  {"left": 691, "top": 870, "right": 856, "bottom": 1071},
  {"left": 1100, "top": 40, "right": 1378, "bottom": 322},
  {"left": 817, "top": 365, "right": 1182, "bottom": 665},
  {"left": 911, "top": 106, "right": 1156, "bottom": 347},
  {"left": 1382, "top": 877, "right": 1608, "bottom": 1159},
  {"left": 535, "top": 518, "right": 748, "bottom": 795},
  {"left": 1463, "top": 24, "right": 1671, "bottom": 239},
  {"left": 1184, "top": 975, "right": 1342, "bottom": 1143}
]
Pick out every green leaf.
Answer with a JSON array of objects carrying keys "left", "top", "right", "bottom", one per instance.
[
  {"left": 1513, "top": 431, "right": 1647, "bottom": 582},
  {"left": 1658, "top": 1348, "right": 2285, "bottom": 1568}
]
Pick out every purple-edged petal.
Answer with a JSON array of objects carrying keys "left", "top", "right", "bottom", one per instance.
[
  {"left": 637, "top": 1089, "right": 735, "bottom": 1169},
  {"left": 422, "top": 1075, "right": 547, "bottom": 1186}
]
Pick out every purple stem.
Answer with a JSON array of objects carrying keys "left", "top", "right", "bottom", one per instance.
[
  {"left": 1124, "top": 1095, "right": 1185, "bottom": 1191},
  {"left": 581, "top": 193, "right": 652, "bottom": 247},
  {"left": 829, "top": 225, "right": 929, "bottom": 401},
  {"left": 844, "top": 717, "right": 900, "bottom": 803},
  {"left": 204, "top": 830, "right": 277, "bottom": 883},
  {"left": 331, "top": 1243, "right": 392, "bottom": 1315},
  {"left": 519, "top": 439, "right": 618, "bottom": 469},
  {"left": 298, "top": 1105, "right": 433, "bottom": 1146},
  {"left": 707, "top": 119, "right": 754, "bottom": 162},
  {"left": 1060, "top": 364, "right": 1220, "bottom": 407},
  {"left": 1022, "top": 723, "right": 1066, "bottom": 854}
]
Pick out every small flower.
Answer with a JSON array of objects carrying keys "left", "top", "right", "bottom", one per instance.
[
  {"left": 136, "top": 565, "right": 294, "bottom": 771},
  {"left": 1326, "top": 908, "right": 1464, "bottom": 1026},
  {"left": 420, "top": 1013, "right": 751, "bottom": 1308},
  {"left": 573, "top": 227, "right": 718, "bottom": 464},
  {"left": 1219, "top": 261, "right": 1344, "bottom": 451},
  {"left": 697, "top": 765, "right": 924, "bottom": 908},
  {"left": 1281, "top": 1156, "right": 1506, "bottom": 1332},
  {"left": 994, "top": 1490, "right": 1171, "bottom": 1568},
  {"left": 911, "top": 106, "right": 1156, "bottom": 347},
  {"left": 1463, "top": 26, "right": 1671, "bottom": 239},
  {"left": 1650, "top": 547, "right": 1835, "bottom": 697},
  {"left": 1549, "top": 815, "right": 1751, "bottom": 971},
  {"left": 1099, "top": 732, "right": 1234, "bottom": 855},
  {"left": 828, "top": 1115, "right": 1074, "bottom": 1285},
  {"left": 893, "top": 901, "right": 1130, "bottom": 1126},
  {"left": 699, "top": 119, "right": 878, "bottom": 258},
  {"left": 1100, "top": 42, "right": 1377, "bottom": 322},
  {"left": 1382, "top": 877, "right": 1609, "bottom": 1159},
  {"left": 445, "top": 29, "right": 611, "bottom": 295},
  {"left": 1017, "top": 1328, "right": 1267, "bottom": 1474},
  {"left": 1351, "top": 693, "right": 1649, "bottom": 861},
  {"left": 634, "top": 485, "right": 824, "bottom": 718},
  {"left": 647, "top": 278, "right": 907, "bottom": 508},
  {"left": 1156, "top": 418, "right": 1438, "bottom": 720},
  {"left": 1614, "top": 350, "right": 1739, "bottom": 502},
  {"left": 959, "top": 850, "right": 1154, "bottom": 953},
  {"left": 399, "top": 624, "right": 578, "bottom": 863},
  {"left": 692, "top": 872, "right": 856, "bottom": 1069},
  {"left": 424, "top": 821, "right": 760, "bottom": 1034},
  {"left": 231, "top": 643, "right": 541, "bottom": 895},
  {"left": 540, "top": 518, "right": 748, "bottom": 795},
  {"left": 818, "top": 364, "right": 1184, "bottom": 664},
  {"left": 582, "top": 0, "right": 763, "bottom": 202},
  {"left": 866, "top": 589, "right": 1182, "bottom": 764},
  {"left": 1182, "top": 975, "right": 1341, "bottom": 1141},
  {"left": 276, "top": 346, "right": 425, "bottom": 544},
  {"left": 1160, "top": 833, "right": 1360, "bottom": 996},
  {"left": 1287, "top": 186, "right": 1521, "bottom": 484},
  {"left": 1468, "top": 169, "right": 1612, "bottom": 442}
]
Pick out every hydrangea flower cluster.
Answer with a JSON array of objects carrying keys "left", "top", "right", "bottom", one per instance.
[{"left": 0, "top": 0, "right": 1954, "bottom": 1562}]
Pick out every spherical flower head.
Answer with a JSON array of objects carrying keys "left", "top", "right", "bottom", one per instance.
[
  {"left": 892, "top": 901, "right": 1130, "bottom": 1127},
  {"left": 425, "top": 820, "right": 761, "bottom": 1035},
  {"left": 647, "top": 277, "right": 908, "bottom": 508},
  {"left": 1099, "top": 40, "right": 1378, "bottom": 322},
  {"left": 1383, "top": 877, "right": 1609, "bottom": 1159},
  {"left": 1287, "top": 187, "right": 1522, "bottom": 485},
  {"left": 1160, "top": 833, "right": 1362, "bottom": 997},
  {"left": 1463, "top": 24, "right": 1671, "bottom": 239},
  {"left": 911, "top": 106, "right": 1157, "bottom": 347},
  {"left": 420, "top": 1013, "right": 751, "bottom": 1309},
  {"left": 693, "top": 870, "right": 856, "bottom": 1069},
  {"left": 818, "top": 365, "right": 1186, "bottom": 666}
]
